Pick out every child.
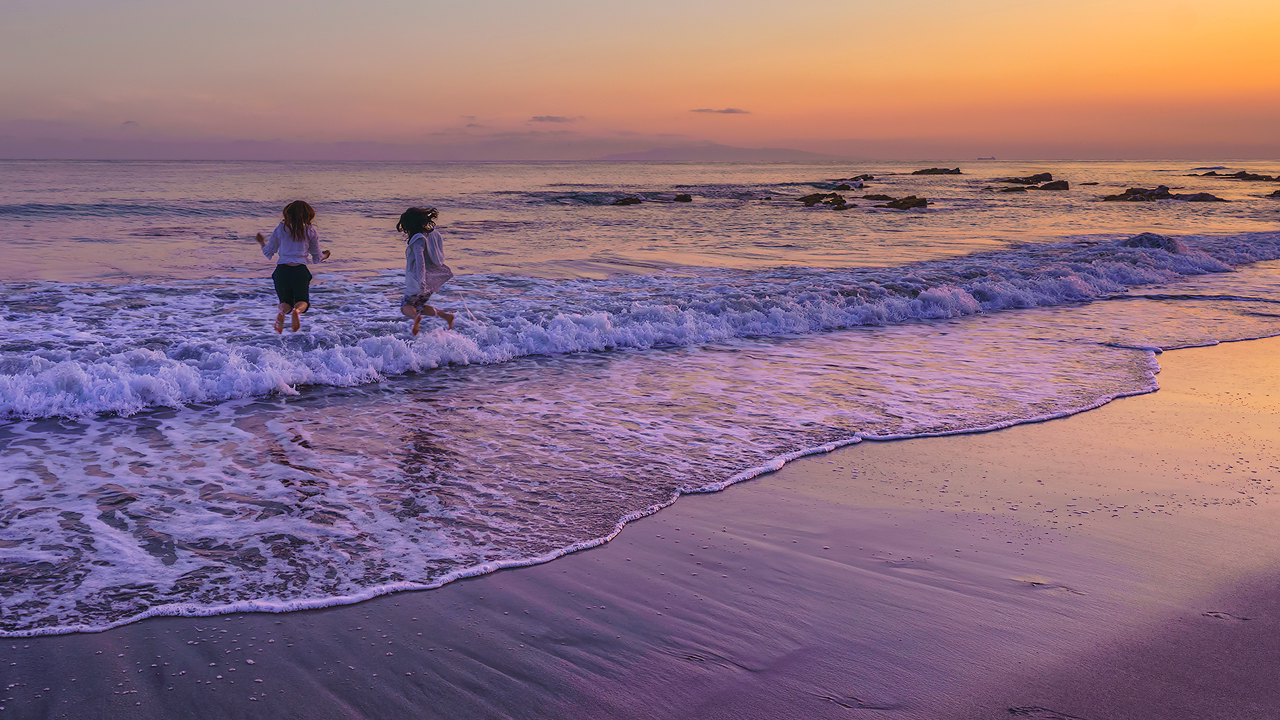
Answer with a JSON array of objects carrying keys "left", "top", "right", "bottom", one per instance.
[
  {"left": 398, "top": 206, "right": 455, "bottom": 335},
  {"left": 256, "top": 200, "right": 330, "bottom": 333}
]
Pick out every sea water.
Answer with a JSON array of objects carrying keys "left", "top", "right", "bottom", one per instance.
[{"left": 1, "top": 160, "right": 1278, "bottom": 636}]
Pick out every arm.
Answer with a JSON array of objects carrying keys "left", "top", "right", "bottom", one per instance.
[
  {"left": 308, "top": 227, "right": 328, "bottom": 263},
  {"left": 409, "top": 238, "right": 428, "bottom": 289},
  {"left": 259, "top": 227, "right": 280, "bottom": 259},
  {"left": 425, "top": 230, "right": 446, "bottom": 266}
]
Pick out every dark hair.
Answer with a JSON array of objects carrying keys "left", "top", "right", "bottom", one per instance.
[
  {"left": 397, "top": 207, "right": 438, "bottom": 237},
  {"left": 281, "top": 200, "right": 315, "bottom": 240}
]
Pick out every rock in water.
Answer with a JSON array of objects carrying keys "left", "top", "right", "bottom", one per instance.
[
  {"left": 798, "top": 192, "right": 845, "bottom": 207},
  {"left": 912, "top": 168, "right": 962, "bottom": 175},
  {"left": 1001, "top": 172, "right": 1053, "bottom": 185},
  {"left": 999, "top": 186, "right": 1029, "bottom": 193},
  {"left": 878, "top": 196, "right": 930, "bottom": 210},
  {"left": 862, "top": 194, "right": 894, "bottom": 201},
  {"left": 1038, "top": 180, "right": 1070, "bottom": 191},
  {"left": 1121, "top": 232, "right": 1190, "bottom": 254},
  {"left": 674, "top": 194, "right": 692, "bottom": 202},
  {"left": 1268, "top": 190, "right": 1280, "bottom": 198},
  {"left": 613, "top": 197, "right": 643, "bottom": 206},
  {"left": 1103, "top": 186, "right": 1226, "bottom": 202}
]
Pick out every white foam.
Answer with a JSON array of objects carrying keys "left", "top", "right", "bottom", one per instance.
[{"left": 2, "top": 232, "right": 1277, "bottom": 421}]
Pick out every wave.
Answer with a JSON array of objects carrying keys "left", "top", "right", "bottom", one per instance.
[{"left": 2, "top": 231, "right": 1278, "bottom": 421}]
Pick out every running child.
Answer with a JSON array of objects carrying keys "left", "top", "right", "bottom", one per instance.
[
  {"left": 398, "top": 206, "right": 454, "bottom": 335},
  {"left": 256, "top": 200, "right": 330, "bottom": 333}
]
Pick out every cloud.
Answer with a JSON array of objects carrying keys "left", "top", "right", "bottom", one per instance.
[
  {"left": 530, "top": 115, "right": 580, "bottom": 123},
  {"left": 121, "top": 120, "right": 139, "bottom": 126},
  {"left": 691, "top": 108, "right": 751, "bottom": 114}
]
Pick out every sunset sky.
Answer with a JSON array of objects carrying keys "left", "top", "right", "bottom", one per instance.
[{"left": 2, "top": 0, "right": 1277, "bottom": 160}]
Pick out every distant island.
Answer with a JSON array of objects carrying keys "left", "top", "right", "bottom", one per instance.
[{"left": 592, "top": 142, "right": 846, "bottom": 163}]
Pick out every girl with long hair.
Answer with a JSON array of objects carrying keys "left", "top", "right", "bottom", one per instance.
[
  {"left": 397, "top": 206, "right": 454, "bottom": 335},
  {"left": 256, "top": 200, "right": 330, "bottom": 333}
]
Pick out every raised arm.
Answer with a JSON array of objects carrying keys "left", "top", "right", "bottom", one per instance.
[{"left": 259, "top": 227, "right": 280, "bottom": 259}]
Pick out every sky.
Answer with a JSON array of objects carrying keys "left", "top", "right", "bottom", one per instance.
[{"left": 2, "top": 0, "right": 1278, "bottom": 160}]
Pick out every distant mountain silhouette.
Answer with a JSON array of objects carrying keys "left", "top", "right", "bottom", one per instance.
[{"left": 593, "top": 143, "right": 844, "bottom": 163}]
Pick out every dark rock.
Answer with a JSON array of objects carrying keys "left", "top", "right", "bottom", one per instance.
[
  {"left": 1121, "top": 232, "right": 1189, "bottom": 254},
  {"left": 862, "top": 194, "right": 894, "bottom": 201},
  {"left": 1268, "top": 190, "right": 1280, "bottom": 198},
  {"left": 912, "top": 168, "right": 962, "bottom": 175},
  {"left": 1226, "top": 171, "right": 1277, "bottom": 181},
  {"left": 1080, "top": 182, "right": 1099, "bottom": 185},
  {"left": 798, "top": 192, "right": 845, "bottom": 207},
  {"left": 847, "top": 174, "right": 875, "bottom": 181},
  {"left": 1193, "top": 170, "right": 1279, "bottom": 181},
  {"left": 673, "top": 194, "right": 692, "bottom": 202},
  {"left": 1103, "top": 186, "right": 1227, "bottom": 202},
  {"left": 877, "top": 196, "right": 930, "bottom": 210},
  {"left": 835, "top": 184, "right": 852, "bottom": 191},
  {"left": 999, "top": 186, "right": 1029, "bottom": 193},
  {"left": 612, "top": 197, "right": 643, "bottom": 206},
  {"left": 1037, "top": 180, "right": 1070, "bottom": 191},
  {"left": 1001, "top": 172, "right": 1053, "bottom": 185}
]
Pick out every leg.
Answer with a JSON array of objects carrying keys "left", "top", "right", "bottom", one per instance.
[
  {"left": 290, "top": 301, "right": 308, "bottom": 332},
  {"left": 424, "top": 305, "right": 455, "bottom": 330},
  {"left": 401, "top": 304, "right": 422, "bottom": 336},
  {"left": 274, "top": 302, "right": 289, "bottom": 334}
]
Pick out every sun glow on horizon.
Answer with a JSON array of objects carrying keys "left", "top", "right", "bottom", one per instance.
[{"left": 1, "top": 0, "right": 1277, "bottom": 159}]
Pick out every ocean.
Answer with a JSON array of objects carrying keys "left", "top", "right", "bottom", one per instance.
[{"left": 1, "top": 159, "right": 1278, "bottom": 637}]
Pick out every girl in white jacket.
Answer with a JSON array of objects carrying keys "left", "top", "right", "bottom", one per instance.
[{"left": 397, "top": 206, "right": 455, "bottom": 335}]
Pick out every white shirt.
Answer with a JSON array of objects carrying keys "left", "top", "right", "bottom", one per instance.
[
  {"left": 405, "top": 230, "right": 447, "bottom": 295},
  {"left": 261, "top": 223, "right": 323, "bottom": 265}
]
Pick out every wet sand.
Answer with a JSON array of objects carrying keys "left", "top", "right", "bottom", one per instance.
[{"left": 3, "top": 337, "right": 1278, "bottom": 719}]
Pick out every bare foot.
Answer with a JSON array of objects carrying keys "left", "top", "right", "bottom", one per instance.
[
  {"left": 440, "top": 311, "right": 455, "bottom": 330},
  {"left": 273, "top": 312, "right": 285, "bottom": 334},
  {"left": 411, "top": 314, "right": 422, "bottom": 336},
  {"left": 291, "top": 310, "right": 301, "bottom": 332}
]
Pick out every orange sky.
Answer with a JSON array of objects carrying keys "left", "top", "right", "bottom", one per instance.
[{"left": 1, "top": 0, "right": 1277, "bottom": 159}]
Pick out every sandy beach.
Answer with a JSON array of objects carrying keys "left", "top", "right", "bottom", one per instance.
[{"left": 4, "top": 335, "right": 1278, "bottom": 719}]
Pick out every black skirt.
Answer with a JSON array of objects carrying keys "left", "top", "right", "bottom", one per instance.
[{"left": 271, "top": 264, "right": 313, "bottom": 305}]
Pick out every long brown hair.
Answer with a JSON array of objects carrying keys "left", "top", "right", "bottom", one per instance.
[{"left": 281, "top": 200, "right": 315, "bottom": 240}]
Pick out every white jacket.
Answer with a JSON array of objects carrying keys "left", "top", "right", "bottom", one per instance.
[{"left": 404, "top": 230, "right": 450, "bottom": 295}]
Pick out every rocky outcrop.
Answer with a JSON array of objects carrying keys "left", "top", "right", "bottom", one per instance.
[
  {"left": 912, "top": 168, "right": 962, "bottom": 175},
  {"left": 674, "top": 194, "right": 692, "bottom": 202},
  {"left": 876, "top": 196, "right": 930, "bottom": 210},
  {"left": 1081, "top": 182, "right": 1099, "bottom": 186},
  {"left": 612, "top": 197, "right": 643, "bottom": 206},
  {"left": 798, "top": 193, "right": 849, "bottom": 209},
  {"left": 1103, "top": 186, "right": 1227, "bottom": 202},
  {"left": 1001, "top": 172, "right": 1053, "bottom": 185},
  {"left": 1037, "top": 180, "right": 1070, "bottom": 191},
  {"left": 1193, "top": 170, "right": 1279, "bottom": 181},
  {"left": 1121, "top": 232, "right": 1190, "bottom": 254},
  {"left": 862, "top": 194, "right": 894, "bottom": 201},
  {"left": 1268, "top": 190, "right": 1280, "bottom": 198}
]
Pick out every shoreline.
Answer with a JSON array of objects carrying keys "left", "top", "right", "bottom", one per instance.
[{"left": 3, "top": 336, "right": 1279, "bottom": 718}]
